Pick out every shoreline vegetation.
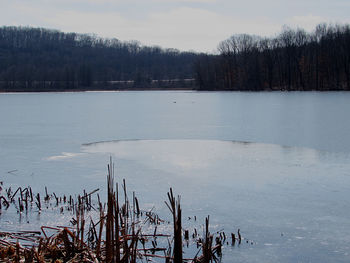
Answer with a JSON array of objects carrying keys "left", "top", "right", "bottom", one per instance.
[
  {"left": 0, "top": 23, "right": 349, "bottom": 92},
  {"left": 0, "top": 160, "right": 244, "bottom": 262},
  {"left": 0, "top": 79, "right": 197, "bottom": 93}
]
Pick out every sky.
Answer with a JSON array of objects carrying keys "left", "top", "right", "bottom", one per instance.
[{"left": 1, "top": 0, "right": 350, "bottom": 52}]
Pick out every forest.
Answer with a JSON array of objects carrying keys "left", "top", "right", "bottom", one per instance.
[
  {"left": 0, "top": 24, "right": 349, "bottom": 91},
  {"left": 0, "top": 26, "right": 197, "bottom": 91},
  {"left": 196, "top": 24, "right": 350, "bottom": 91}
]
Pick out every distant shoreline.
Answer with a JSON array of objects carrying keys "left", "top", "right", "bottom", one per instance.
[
  {"left": 1, "top": 88, "right": 349, "bottom": 93},
  {"left": 0, "top": 86, "right": 197, "bottom": 93},
  {"left": 0, "top": 80, "right": 349, "bottom": 93}
]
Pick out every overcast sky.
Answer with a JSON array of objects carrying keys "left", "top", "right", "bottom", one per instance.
[{"left": 1, "top": 0, "right": 349, "bottom": 52}]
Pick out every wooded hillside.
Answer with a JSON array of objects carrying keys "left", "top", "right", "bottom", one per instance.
[
  {"left": 1, "top": 24, "right": 349, "bottom": 91},
  {"left": 0, "top": 26, "right": 197, "bottom": 91},
  {"left": 195, "top": 24, "right": 350, "bottom": 91}
]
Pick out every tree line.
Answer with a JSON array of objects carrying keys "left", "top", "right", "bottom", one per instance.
[
  {"left": 195, "top": 24, "right": 350, "bottom": 91},
  {"left": 1, "top": 24, "right": 349, "bottom": 91},
  {"left": 0, "top": 26, "right": 197, "bottom": 91}
]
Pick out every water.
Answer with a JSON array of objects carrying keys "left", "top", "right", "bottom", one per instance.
[{"left": 1, "top": 91, "right": 350, "bottom": 262}]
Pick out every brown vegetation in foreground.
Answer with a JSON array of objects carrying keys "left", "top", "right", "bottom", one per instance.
[{"left": 0, "top": 161, "right": 245, "bottom": 262}]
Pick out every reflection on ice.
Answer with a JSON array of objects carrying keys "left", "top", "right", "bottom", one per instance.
[
  {"left": 45, "top": 152, "right": 85, "bottom": 161},
  {"left": 82, "top": 139, "right": 324, "bottom": 174}
]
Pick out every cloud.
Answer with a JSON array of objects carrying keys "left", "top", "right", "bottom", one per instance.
[
  {"left": 38, "top": 6, "right": 279, "bottom": 52},
  {"left": 151, "top": 0, "right": 217, "bottom": 2},
  {"left": 2, "top": 0, "right": 349, "bottom": 52},
  {"left": 287, "top": 14, "right": 325, "bottom": 31},
  {"left": 42, "top": 0, "right": 123, "bottom": 3},
  {"left": 46, "top": 10, "right": 129, "bottom": 35},
  {"left": 285, "top": 14, "right": 350, "bottom": 33},
  {"left": 45, "top": 152, "right": 84, "bottom": 161},
  {"left": 0, "top": 1, "right": 286, "bottom": 51},
  {"left": 139, "top": 7, "right": 279, "bottom": 51},
  {"left": 40, "top": 0, "right": 218, "bottom": 4}
]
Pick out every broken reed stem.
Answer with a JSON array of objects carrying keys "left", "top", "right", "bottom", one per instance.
[
  {"left": 165, "top": 188, "right": 183, "bottom": 263},
  {"left": 114, "top": 184, "right": 120, "bottom": 263},
  {"left": 203, "top": 216, "right": 213, "bottom": 263},
  {"left": 106, "top": 160, "right": 114, "bottom": 262},
  {"left": 96, "top": 200, "right": 104, "bottom": 258},
  {"left": 0, "top": 160, "right": 224, "bottom": 263},
  {"left": 79, "top": 198, "right": 85, "bottom": 250}
]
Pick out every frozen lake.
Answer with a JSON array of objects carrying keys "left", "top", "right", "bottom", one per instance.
[{"left": 1, "top": 91, "right": 350, "bottom": 262}]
